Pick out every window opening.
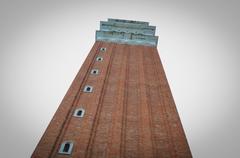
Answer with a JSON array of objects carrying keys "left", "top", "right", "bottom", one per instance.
[
  {"left": 83, "top": 85, "right": 93, "bottom": 93},
  {"left": 91, "top": 69, "right": 99, "bottom": 75},
  {"left": 96, "top": 57, "right": 103, "bottom": 61},
  {"left": 58, "top": 141, "right": 73, "bottom": 155},
  {"left": 73, "top": 108, "right": 85, "bottom": 117},
  {"left": 100, "top": 47, "right": 106, "bottom": 52}
]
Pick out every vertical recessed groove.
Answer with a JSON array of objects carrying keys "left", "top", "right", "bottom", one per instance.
[
  {"left": 146, "top": 85, "right": 158, "bottom": 156},
  {"left": 107, "top": 44, "right": 127, "bottom": 158},
  {"left": 85, "top": 43, "right": 116, "bottom": 158},
  {"left": 120, "top": 45, "right": 130, "bottom": 158},
  {"left": 48, "top": 42, "right": 102, "bottom": 158},
  {"left": 141, "top": 46, "right": 157, "bottom": 158},
  {"left": 135, "top": 46, "right": 142, "bottom": 158},
  {"left": 150, "top": 48, "right": 177, "bottom": 157}
]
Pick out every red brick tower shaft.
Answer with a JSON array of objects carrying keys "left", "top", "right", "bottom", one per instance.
[{"left": 32, "top": 19, "right": 192, "bottom": 158}]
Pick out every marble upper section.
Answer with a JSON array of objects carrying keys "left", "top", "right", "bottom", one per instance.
[{"left": 96, "top": 19, "right": 158, "bottom": 47}]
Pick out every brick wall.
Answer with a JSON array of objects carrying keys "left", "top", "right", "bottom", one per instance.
[{"left": 32, "top": 41, "right": 192, "bottom": 158}]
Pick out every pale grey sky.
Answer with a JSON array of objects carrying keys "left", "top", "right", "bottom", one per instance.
[{"left": 0, "top": 0, "right": 240, "bottom": 157}]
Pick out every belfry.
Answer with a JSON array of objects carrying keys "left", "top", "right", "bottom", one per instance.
[{"left": 32, "top": 19, "right": 192, "bottom": 158}]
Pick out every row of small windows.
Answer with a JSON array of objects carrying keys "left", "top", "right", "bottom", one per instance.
[
  {"left": 58, "top": 108, "right": 85, "bottom": 154},
  {"left": 58, "top": 47, "right": 106, "bottom": 155},
  {"left": 58, "top": 107, "right": 84, "bottom": 154},
  {"left": 97, "top": 47, "right": 106, "bottom": 61},
  {"left": 86, "top": 47, "right": 106, "bottom": 92}
]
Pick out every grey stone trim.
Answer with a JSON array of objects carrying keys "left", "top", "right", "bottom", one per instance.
[
  {"left": 96, "top": 30, "right": 158, "bottom": 47},
  {"left": 108, "top": 18, "right": 149, "bottom": 25},
  {"left": 96, "top": 18, "right": 158, "bottom": 47},
  {"left": 100, "top": 21, "right": 155, "bottom": 36}
]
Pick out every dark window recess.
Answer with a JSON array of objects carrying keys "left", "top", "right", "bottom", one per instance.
[
  {"left": 77, "top": 110, "right": 82, "bottom": 116},
  {"left": 58, "top": 141, "right": 73, "bottom": 155},
  {"left": 63, "top": 143, "right": 70, "bottom": 152},
  {"left": 73, "top": 108, "right": 85, "bottom": 117}
]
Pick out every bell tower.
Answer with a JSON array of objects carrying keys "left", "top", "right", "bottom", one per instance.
[{"left": 32, "top": 18, "right": 192, "bottom": 158}]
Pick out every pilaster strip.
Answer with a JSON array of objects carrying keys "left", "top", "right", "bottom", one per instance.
[
  {"left": 120, "top": 45, "right": 130, "bottom": 158},
  {"left": 48, "top": 41, "right": 102, "bottom": 158},
  {"left": 84, "top": 43, "right": 116, "bottom": 158},
  {"left": 106, "top": 44, "right": 127, "bottom": 158},
  {"left": 139, "top": 46, "right": 156, "bottom": 158},
  {"left": 150, "top": 47, "right": 177, "bottom": 157}
]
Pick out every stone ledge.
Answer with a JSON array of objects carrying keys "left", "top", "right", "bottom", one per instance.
[
  {"left": 96, "top": 30, "right": 158, "bottom": 47},
  {"left": 96, "top": 19, "right": 158, "bottom": 47}
]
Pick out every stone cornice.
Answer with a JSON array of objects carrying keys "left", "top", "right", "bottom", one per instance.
[{"left": 96, "top": 19, "right": 158, "bottom": 47}]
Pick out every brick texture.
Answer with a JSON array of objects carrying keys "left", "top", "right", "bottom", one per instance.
[{"left": 32, "top": 41, "right": 192, "bottom": 158}]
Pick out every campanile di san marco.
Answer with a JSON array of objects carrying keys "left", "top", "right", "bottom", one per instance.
[{"left": 32, "top": 19, "right": 192, "bottom": 158}]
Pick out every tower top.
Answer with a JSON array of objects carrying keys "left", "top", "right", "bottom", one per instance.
[{"left": 96, "top": 18, "right": 158, "bottom": 47}]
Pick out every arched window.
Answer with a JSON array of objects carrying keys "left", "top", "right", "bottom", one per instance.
[
  {"left": 58, "top": 141, "right": 74, "bottom": 155},
  {"left": 83, "top": 85, "right": 93, "bottom": 93},
  {"left": 63, "top": 143, "right": 70, "bottom": 152},
  {"left": 100, "top": 47, "right": 106, "bottom": 52},
  {"left": 77, "top": 110, "right": 82, "bottom": 116},
  {"left": 91, "top": 69, "right": 99, "bottom": 75},
  {"left": 73, "top": 108, "right": 85, "bottom": 117},
  {"left": 96, "top": 56, "right": 103, "bottom": 61}
]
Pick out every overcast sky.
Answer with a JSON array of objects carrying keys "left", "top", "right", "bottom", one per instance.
[{"left": 0, "top": 0, "right": 240, "bottom": 157}]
